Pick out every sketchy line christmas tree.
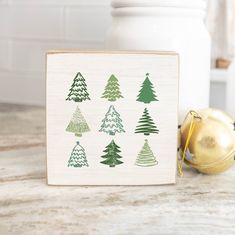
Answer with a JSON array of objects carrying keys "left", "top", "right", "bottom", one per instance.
[
  {"left": 135, "top": 108, "right": 159, "bottom": 135},
  {"left": 137, "top": 73, "right": 158, "bottom": 104},
  {"left": 68, "top": 141, "right": 88, "bottom": 168},
  {"left": 101, "top": 74, "right": 123, "bottom": 102},
  {"left": 100, "top": 140, "right": 123, "bottom": 167},
  {"left": 99, "top": 105, "right": 125, "bottom": 136},
  {"left": 66, "top": 72, "right": 90, "bottom": 102},
  {"left": 66, "top": 106, "right": 90, "bottom": 137},
  {"left": 136, "top": 139, "right": 158, "bottom": 167}
]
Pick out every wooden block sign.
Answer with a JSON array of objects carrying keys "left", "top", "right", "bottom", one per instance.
[{"left": 46, "top": 51, "right": 179, "bottom": 185}]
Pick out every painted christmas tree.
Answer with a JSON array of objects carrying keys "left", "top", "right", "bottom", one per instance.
[
  {"left": 135, "top": 108, "right": 159, "bottom": 135},
  {"left": 68, "top": 141, "right": 88, "bottom": 168},
  {"left": 99, "top": 105, "right": 125, "bottom": 136},
  {"left": 101, "top": 74, "right": 123, "bottom": 102},
  {"left": 66, "top": 106, "right": 90, "bottom": 137},
  {"left": 137, "top": 73, "right": 158, "bottom": 104},
  {"left": 100, "top": 140, "right": 123, "bottom": 167},
  {"left": 66, "top": 72, "right": 90, "bottom": 102},
  {"left": 136, "top": 139, "right": 158, "bottom": 167}
]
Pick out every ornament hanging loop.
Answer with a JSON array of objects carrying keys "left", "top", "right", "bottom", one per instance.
[
  {"left": 178, "top": 110, "right": 202, "bottom": 177},
  {"left": 189, "top": 110, "right": 202, "bottom": 121}
]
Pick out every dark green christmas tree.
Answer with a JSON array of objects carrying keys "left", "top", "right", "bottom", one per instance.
[
  {"left": 100, "top": 140, "right": 123, "bottom": 167},
  {"left": 135, "top": 108, "right": 159, "bottom": 135},
  {"left": 137, "top": 73, "right": 158, "bottom": 104},
  {"left": 66, "top": 72, "right": 90, "bottom": 102},
  {"left": 101, "top": 74, "right": 123, "bottom": 102},
  {"left": 68, "top": 141, "right": 88, "bottom": 168}
]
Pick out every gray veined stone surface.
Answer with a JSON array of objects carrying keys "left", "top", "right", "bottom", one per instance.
[
  {"left": 0, "top": 103, "right": 45, "bottom": 151},
  {"left": 0, "top": 103, "right": 235, "bottom": 235}
]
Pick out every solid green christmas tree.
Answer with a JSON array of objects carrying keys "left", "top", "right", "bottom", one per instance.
[
  {"left": 101, "top": 74, "right": 123, "bottom": 102},
  {"left": 66, "top": 106, "right": 90, "bottom": 137},
  {"left": 137, "top": 73, "right": 158, "bottom": 104},
  {"left": 68, "top": 141, "right": 88, "bottom": 168},
  {"left": 100, "top": 140, "right": 123, "bottom": 167},
  {"left": 99, "top": 105, "right": 125, "bottom": 136},
  {"left": 135, "top": 108, "right": 159, "bottom": 135},
  {"left": 136, "top": 139, "right": 158, "bottom": 167},
  {"left": 66, "top": 72, "right": 90, "bottom": 102}
]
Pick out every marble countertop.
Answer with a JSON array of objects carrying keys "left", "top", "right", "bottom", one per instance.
[{"left": 0, "top": 103, "right": 234, "bottom": 235}]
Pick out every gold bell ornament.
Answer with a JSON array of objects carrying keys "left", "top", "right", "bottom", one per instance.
[{"left": 178, "top": 108, "right": 235, "bottom": 175}]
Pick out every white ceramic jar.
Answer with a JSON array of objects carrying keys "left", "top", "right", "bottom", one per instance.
[{"left": 106, "top": 0, "right": 211, "bottom": 122}]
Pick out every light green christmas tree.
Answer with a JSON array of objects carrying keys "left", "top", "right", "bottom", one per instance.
[
  {"left": 99, "top": 105, "right": 125, "bottom": 136},
  {"left": 101, "top": 74, "right": 123, "bottom": 102},
  {"left": 136, "top": 139, "right": 158, "bottom": 167},
  {"left": 137, "top": 73, "right": 158, "bottom": 104},
  {"left": 68, "top": 141, "right": 89, "bottom": 168},
  {"left": 100, "top": 140, "right": 123, "bottom": 167},
  {"left": 135, "top": 108, "right": 159, "bottom": 136},
  {"left": 66, "top": 106, "right": 90, "bottom": 137},
  {"left": 66, "top": 72, "right": 90, "bottom": 102}
]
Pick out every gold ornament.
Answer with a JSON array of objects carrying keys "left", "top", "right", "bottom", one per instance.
[{"left": 179, "top": 108, "right": 235, "bottom": 175}]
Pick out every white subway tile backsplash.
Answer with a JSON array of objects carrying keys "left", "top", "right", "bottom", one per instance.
[
  {"left": 0, "top": 71, "right": 45, "bottom": 105},
  {"left": 210, "top": 82, "right": 226, "bottom": 110},
  {"left": 10, "top": 39, "right": 105, "bottom": 72},
  {"left": 0, "top": 40, "right": 10, "bottom": 69},
  {"left": 65, "top": 6, "right": 111, "bottom": 41},
  {"left": 0, "top": 2, "right": 111, "bottom": 105},
  {"left": 8, "top": 0, "right": 110, "bottom": 7},
  {"left": 0, "top": 0, "right": 7, "bottom": 5},
  {"left": 0, "top": 7, "right": 10, "bottom": 37},
  {"left": 11, "top": 40, "right": 45, "bottom": 72},
  {"left": 10, "top": 7, "right": 64, "bottom": 39}
]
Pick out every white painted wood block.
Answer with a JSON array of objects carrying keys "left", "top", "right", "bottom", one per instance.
[{"left": 46, "top": 51, "right": 179, "bottom": 185}]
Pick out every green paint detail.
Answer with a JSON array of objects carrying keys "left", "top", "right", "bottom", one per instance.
[
  {"left": 66, "top": 72, "right": 90, "bottom": 102},
  {"left": 66, "top": 106, "right": 90, "bottom": 137},
  {"left": 135, "top": 108, "right": 159, "bottom": 136},
  {"left": 99, "top": 105, "right": 125, "bottom": 136},
  {"left": 100, "top": 140, "right": 123, "bottom": 167},
  {"left": 101, "top": 74, "right": 123, "bottom": 102},
  {"left": 137, "top": 73, "right": 158, "bottom": 104},
  {"left": 68, "top": 141, "right": 89, "bottom": 168},
  {"left": 136, "top": 140, "right": 158, "bottom": 167}
]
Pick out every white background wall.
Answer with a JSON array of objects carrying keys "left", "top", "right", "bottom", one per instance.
[{"left": 0, "top": 0, "right": 112, "bottom": 105}]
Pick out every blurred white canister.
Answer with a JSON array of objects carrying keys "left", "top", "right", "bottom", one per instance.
[{"left": 106, "top": 0, "right": 211, "bottom": 122}]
